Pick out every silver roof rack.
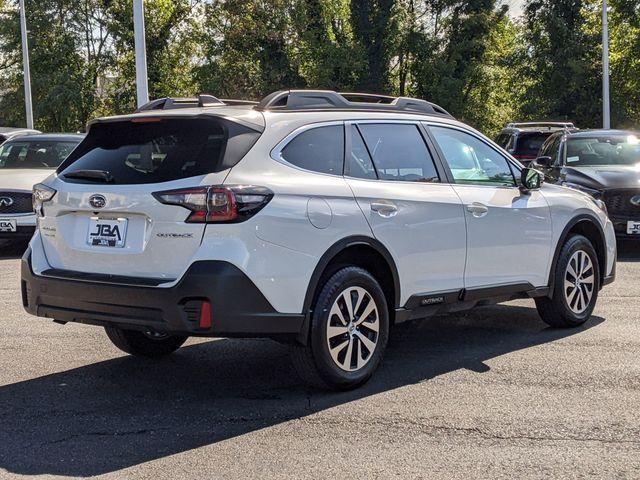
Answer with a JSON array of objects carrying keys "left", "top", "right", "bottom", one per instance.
[
  {"left": 255, "top": 90, "right": 453, "bottom": 117},
  {"left": 506, "top": 121, "right": 576, "bottom": 130},
  {"left": 135, "top": 90, "right": 452, "bottom": 118}
]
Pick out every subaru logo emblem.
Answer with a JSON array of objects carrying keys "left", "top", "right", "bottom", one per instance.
[
  {"left": 0, "top": 196, "right": 14, "bottom": 207},
  {"left": 631, "top": 195, "right": 640, "bottom": 207},
  {"left": 89, "top": 194, "right": 107, "bottom": 209}
]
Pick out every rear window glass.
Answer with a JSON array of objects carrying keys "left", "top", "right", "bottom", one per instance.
[
  {"left": 0, "top": 140, "right": 79, "bottom": 169},
  {"left": 280, "top": 125, "right": 344, "bottom": 175},
  {"left": 514, "top": 132, "right": 552, "bottom": 156},
  {"left": 495, "top": 133, "right": 511, "bottom": 149},
  {"left": 59, "top": 118, "right": 260, "bottom": 184}
]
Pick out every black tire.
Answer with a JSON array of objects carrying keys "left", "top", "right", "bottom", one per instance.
[
  {"left": 104, "top": 326, "right": 188, "bottom": 358},
  {"left": 535, "top": 234, "right": 600, "bottom": 328},
  {"left": 291, "top": 266, "right": 389, "bottom": 390}
]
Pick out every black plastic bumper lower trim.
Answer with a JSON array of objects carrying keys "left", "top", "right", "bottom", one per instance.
[
  {"left": 0, "top": 225, "right": 35, "bottom": 240},
  {"left": 21, "top": 248, "right": 305, "bottom": 339}
]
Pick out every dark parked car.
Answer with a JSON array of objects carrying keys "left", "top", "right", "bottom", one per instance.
[
  {"left": 495, "top": 122, "right": 576, "bottom": 164},
  {"left": 532, "top": 129, "right": 640, "bottom": 238},
  {"left": 0, "top": 127, "right": 41, "bottom": 144}
]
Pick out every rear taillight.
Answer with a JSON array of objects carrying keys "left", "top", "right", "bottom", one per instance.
[
  {"left": 33, "top": 183, "right": 56, "bottom": 217},
  {"left": 152, "top": 185, "right": 273, "bottom": 223}
]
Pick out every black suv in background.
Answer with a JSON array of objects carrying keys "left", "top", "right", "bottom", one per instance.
[
  {"left": 532, "top": 129, "right": 640, "bottom": 239},
  {"left": 495, "top": 122, "right": 576, "bottom": 165}
]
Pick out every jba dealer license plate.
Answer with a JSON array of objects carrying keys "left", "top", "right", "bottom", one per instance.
[
  {"left": 627, "top": 221, "right": 640, "bottom": 235},
  {"left": 0, "top": 219, "right": 17, "bottom": 232},
  {"left": 87, "top": 217, "right": 128, "bottom": 247}
]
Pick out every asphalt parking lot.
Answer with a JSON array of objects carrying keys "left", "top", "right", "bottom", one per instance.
[{"left": 0, "top": 242, "right": 639, "bottom": 479}]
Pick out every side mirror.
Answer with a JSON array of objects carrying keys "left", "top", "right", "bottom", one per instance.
[
  {"left": 520, "top": 167, "right": 544, "bottom": 192},
  {"left": 534, "top": 156, "right": 552, "bottom": 168}
]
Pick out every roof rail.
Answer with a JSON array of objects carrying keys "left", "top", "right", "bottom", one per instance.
[
  {"left": 136, "top": 94, "right": 224, "bottom": 112},
  {"left": 255, "top": 90, "right": 453, "bottom": 117},
  {"left": 507, "top": 121, "right": 575, "bottom": 130},
  {"left": 135, "top": 95, "right": 259, "bottom": 112}
]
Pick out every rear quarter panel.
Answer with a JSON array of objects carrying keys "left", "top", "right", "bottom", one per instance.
[{"left": 220, "top": 120, "right": 374, "bottom": 313}]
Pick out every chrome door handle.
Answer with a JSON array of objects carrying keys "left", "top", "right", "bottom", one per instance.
[
  {"left": 466, "top": 202, "right": 489, "bottom": 217},
  {"left": 370, "top": 201, "right": 398, "bottom": 218}
]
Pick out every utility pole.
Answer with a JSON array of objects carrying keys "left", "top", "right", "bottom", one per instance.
[
  {"left": 133, "top": 0, "right": 149, "bottom": 108},
  {"left": 18, "top": 0, "right": 34, "bottom": 129},
  {"left": 602, "top": 0, "right": 611, "bottom": 129}
]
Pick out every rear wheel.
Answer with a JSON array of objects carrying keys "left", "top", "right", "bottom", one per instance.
[
  {"left": 536, "top": 234, "right": 600, "bottom": 328},
  {"left": 291, "top": 266, "right": 389, "bottom": 390},
  {"left": 105, "top": 326, "right": 188, "bottom": 358}
]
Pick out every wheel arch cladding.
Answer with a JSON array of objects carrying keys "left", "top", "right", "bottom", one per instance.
[
  {"left": 298, "top": 236, "right": 400, "bottom": 344},
  {"left": 549, "top": 214, "right": 607, "bottom": 295}
]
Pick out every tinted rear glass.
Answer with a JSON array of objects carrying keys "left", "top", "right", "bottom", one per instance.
[
  {"left": 59, "top": 118, "right": 260, "bottom": 184},
  {"left": 514, "top": 132, "right": 552, "bottom": 156},
  {"left": 280, "top": 125, "right": 344, "bottom": 175},
  {"left": 0, "top": 140, "right": 79, "bottom": 169}
]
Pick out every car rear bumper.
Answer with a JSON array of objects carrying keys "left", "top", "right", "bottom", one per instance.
[
  {"left": 0, "top": 225, "right": 35, "bottom": 240},
  {"left": 21, "top": 248, "right": 305, "bottom": 339}
]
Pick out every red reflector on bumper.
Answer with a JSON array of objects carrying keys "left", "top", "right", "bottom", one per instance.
[{"left": 199, "top": 301, "right": 212, "bottom": 329}]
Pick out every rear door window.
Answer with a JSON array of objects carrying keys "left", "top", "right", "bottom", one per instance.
[
  {"left": 357, "top": 123, "right": 440, "bottom": 182},
  {"left": 280, "top": 125, "right": 344, "bottom": 175},
  {"left": 59, "top": 117, "right": 261, "bottom": 184}
]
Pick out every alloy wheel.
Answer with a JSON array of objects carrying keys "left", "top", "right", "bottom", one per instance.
[
  {"left": 564, "top": 249, "right": 595, "bottom": 314},
  {"left": 325, "top": 286, "right": 380, "bottom": 372}
]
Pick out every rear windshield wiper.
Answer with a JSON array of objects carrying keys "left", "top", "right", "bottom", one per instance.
[{"left": 63, "top": 169, "right": 115, "bottom": 183}]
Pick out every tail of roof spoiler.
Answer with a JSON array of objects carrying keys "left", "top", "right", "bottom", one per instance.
[{"left": 86, "top": 110, "right": 265, "bottom": 134}]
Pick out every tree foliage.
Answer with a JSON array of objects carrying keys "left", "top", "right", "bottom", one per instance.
[{"left": 0, "top": 0, "right": 637, "bottom": 135}]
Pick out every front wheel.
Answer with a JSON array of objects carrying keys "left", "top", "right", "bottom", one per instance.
[
  {"left": 291, "top": 266, "right": 389, "bottom": 390},
  {"left": 536, "top": 234, "right": 600, "bottom": 328},
  {"left": 105, "top": 326, "right": 188, "bottom": 358}
]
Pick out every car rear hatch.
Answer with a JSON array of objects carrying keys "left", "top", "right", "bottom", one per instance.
[{"left": 38, "top": 111, "right": 263, "bottom": 281}]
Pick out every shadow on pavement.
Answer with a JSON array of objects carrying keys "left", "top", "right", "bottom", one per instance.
[{"left": 0, "top": 304, "right": 604, "bottom": 477}]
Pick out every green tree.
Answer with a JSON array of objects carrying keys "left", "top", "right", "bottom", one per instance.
[
  {"left": 350, "top": 0, "right": 396, "bottom": 92},
  {"left": 404, "top": 0, "right": 510, "bottom": 132},
  {"left": 608, "top": 0, "right": 640, "bottom": 127},
  {"left": 195, "top": 0, "right": 303, "bottom": 99},
  {"left": 104, "top": 0, "right": 201, "bottom": 113},
  {"left": 519, "top": 0, "right": 601, "bottom": 127},
  {"left": 0, "top": 0, "right": 109, "bottom": 131},
  {"left": 291, "top": 0, "right": 362, "bottom": 90}
]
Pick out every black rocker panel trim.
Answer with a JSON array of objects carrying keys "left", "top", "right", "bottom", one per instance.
[{"left": 396, "top": 282, "right": 546, "bottom": 323}]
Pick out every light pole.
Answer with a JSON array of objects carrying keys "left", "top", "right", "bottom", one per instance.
[
  {"left": 602, "top": 0, "right": 610, "bottom": 129},
  {"left": 18, "top": 0, "right": 34, "bottom": 129},
  {"left": 133, "top": 0, "right": 149, "bottom": 108}
]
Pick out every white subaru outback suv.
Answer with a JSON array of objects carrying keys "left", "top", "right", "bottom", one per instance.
[{"left": 22, "top": 90, "right": 616, "bottom": 390}]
